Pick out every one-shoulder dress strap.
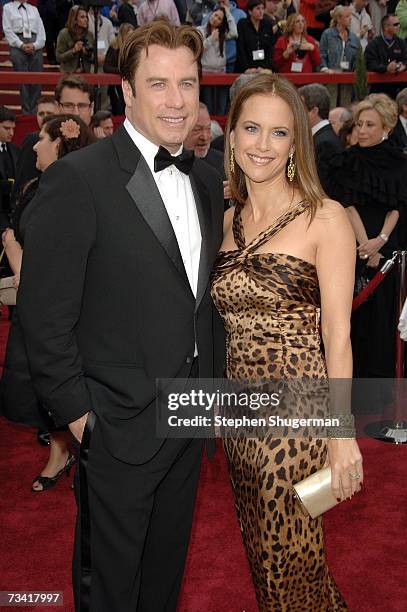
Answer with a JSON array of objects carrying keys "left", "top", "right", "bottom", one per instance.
[
  {"left": 232, "top": 201, "right": 246, "bottom": 250},
  {"left": 234, "top": 200, "right": 308, "bottom": 253}
]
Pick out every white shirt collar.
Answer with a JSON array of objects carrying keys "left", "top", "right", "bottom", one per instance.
[
  {"left": 123, "top": 117, "right": 183, "bottom": 175},
  {"left": 312, "top": 119, "right": 330, "bottom": 136}
]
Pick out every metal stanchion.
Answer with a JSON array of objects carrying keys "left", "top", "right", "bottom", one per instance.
[{"left": 365, "top": 250, "right": 407, "bottom": 444}]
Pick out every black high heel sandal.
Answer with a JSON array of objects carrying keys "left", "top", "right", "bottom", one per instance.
[{"left": 31, "top": 454, "right": 76, "bottom": 492}]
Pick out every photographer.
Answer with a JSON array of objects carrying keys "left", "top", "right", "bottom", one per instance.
[{"left": 56, "top": 5, "right": 94, "bottom": 73}]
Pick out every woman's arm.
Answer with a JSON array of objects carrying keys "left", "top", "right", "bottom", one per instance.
[
  {"left": 2, "top": 229, "right": 23, "bottom": 278},
  {"left": 316, "top": 201, "right": 363, "bottom": 501},
  {"left": 225, "top": 11, "right": 238, "bottom": 40},
  {"left": 345, "top": 205, "right": 369, "bottom": 245},
  {"left": 358, "top": 209, "right": 399, "bottom": 259},
  {"left": 309, "top": 36, "right": 321, "bottom": 70},
  {"left": 56, "top": 29, "right": 76, "bottom": 64},
  {"left": 272, "top": 36, "right": 289, "bottom": 71}
]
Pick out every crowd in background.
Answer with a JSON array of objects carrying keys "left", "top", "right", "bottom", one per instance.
[{"left": 2, "top": 0, "right": 407, "bottom": 114}]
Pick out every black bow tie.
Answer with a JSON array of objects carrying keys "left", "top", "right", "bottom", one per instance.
[
  {"left": 18, "top": 3, "right": 27, "bottom": 9},
  {"left": 154, "top": 146, "right": 194, "bottom": 175}
]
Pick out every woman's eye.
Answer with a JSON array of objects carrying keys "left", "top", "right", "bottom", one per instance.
[
  {"left": 245, "top": 125, "right": 257, "bottom": 133},
  {"left": 273, "top": 130, "right": 287, "bottom": 137}
]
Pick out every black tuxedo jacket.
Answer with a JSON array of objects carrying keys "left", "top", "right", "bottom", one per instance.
[
  {"left": 0, "top": 142, "right": 20, "bottom": 181},
  {"left": 0, "top": 142, "right": 20, "bottom": 227},
  {"left": 389, "top": 119, "right": 407, "bottom": 152},
  {"left": 13, "top": 132, "right": 40, "bottom": 199},
  {"left": 17, "top": 125, "right": 225, "bottom": 464},
  {"left": 313, "top": 124, "right": 343, "bottom": 196}
]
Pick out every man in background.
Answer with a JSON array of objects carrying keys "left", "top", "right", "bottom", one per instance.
[
  {"left": 184, "top": 102, "right": 224, "bottom": 174},
  {"left": 2, "top": 0, "right": 46, "bottom": 114},
  {"left": 90, "top": 110, "right": 115, "bottom": 139},
  {"left": 55, "top": 75, "right": 94, "bottom": 126},
  {"left": 0, "top": 107, "right": 20, "bottom": 228},
  {"left": 13, "top": 96, "right": 59, "bottom": 196},
  {"left": 298, "top": 83, "right": 343, "bottom": 196}
]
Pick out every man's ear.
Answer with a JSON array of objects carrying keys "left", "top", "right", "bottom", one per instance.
[{"left": 122, "top": 79, "right": 135, "bottom": 107}]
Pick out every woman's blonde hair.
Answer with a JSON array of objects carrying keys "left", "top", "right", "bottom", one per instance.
[
  {"left": 330, "top": 4, "right": 349, "bottom": 27},
  {"left": 111, "top": 22, "right": 135, "bottom": 50},
  {"left": 354, "top": 93, "right": 398, "bottom": 132},
  {"left": 225, "top": 73, "right": 325, "bottom": 220},
  {"left": 284, "top": 13, "right": 308, "bottom": 38}
]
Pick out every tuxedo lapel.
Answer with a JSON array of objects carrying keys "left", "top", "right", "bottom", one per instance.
[
  {"left": 191, "top": 168, "right": 213, "bottom": 311},
  {"left": 112, "top": 126, "right": 191, "bottom": 292}
]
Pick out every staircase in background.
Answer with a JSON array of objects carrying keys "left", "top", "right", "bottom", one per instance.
[{"left": 0, "top": 37, "right": 56, "bottom": 112}]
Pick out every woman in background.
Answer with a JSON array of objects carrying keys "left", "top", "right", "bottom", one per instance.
[
  {"left": 273, "top": 12, "right": 320, "bottom": 73},
  {"left": 1, "top": 115, "right": 95, "bottom": 492},
  {"left": 104, "top": 22, "right": 136, "bottom": 114},
  {"left": 328, "top": 94, "right": 407, "bottom": 378},
  {"left": 319, "top": 5, "right": 361, "bottom": 107},
  {"left": 56, "top": 5, "right": 94, "bottom": 73},
  {"left": 197, "top": 4, "right": 237, "bottom": 114}
]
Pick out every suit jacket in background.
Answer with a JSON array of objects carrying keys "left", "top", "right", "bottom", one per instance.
[
  {"left": 313, "top": 123, "right": 343, "bottom": 197},
  {"left": 389, "top": 118, "right": 407, "bottom": 153},
  {"left": 12, "top": 132, "right": 40, "bottom": 201},
  {"left": 16, "top": 125, "right": 226, "bottom": 465},
  {"left": 0, "top": 141, "right": 20, "bottom": 228}
]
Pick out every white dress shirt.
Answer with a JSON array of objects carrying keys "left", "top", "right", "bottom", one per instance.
[
  {"left": 311, "top": 119, "right": 331, "bottom": 136},
  {"left": 2, "top": 0, "right": 46, "bottom": 50},
  {"left": 123, "top": 118, "right": 202, "bottom": 299}
]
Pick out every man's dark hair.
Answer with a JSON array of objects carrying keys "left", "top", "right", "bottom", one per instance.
[
  {"left": 55, "top": 75, "right": 94, "bottom": 104},
  {"left": 247, "top": 0, "right": 265, "bottom": 12},
  {"left": 0, "top": 106, "right": 16, "bottom": 123},
  {"left": 298, "top": 83, "right": 331, "bottom": 119},
  {"left": 381, "top": 14, "right": 395, "bottom": 30},
  {"left": 90, "top": 110, "right": 113, "bottom": 129},
  {"left": 37, "top": 95, "right": 57, "bottom": 108},
  {"left": 119, "top": 18, "right": 203, "bottom": 96}
]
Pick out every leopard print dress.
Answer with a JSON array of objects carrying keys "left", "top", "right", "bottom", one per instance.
[{"left": 211, "top": 202, "right": 348, "bottom": 611}]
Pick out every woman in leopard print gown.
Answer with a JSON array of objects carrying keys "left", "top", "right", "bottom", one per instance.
[{"left": 210, "top": 74, "right": 364, "bottom": 611}]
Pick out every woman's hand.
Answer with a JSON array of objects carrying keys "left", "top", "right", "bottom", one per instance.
[
  {"left": 357, "top": 236, "right": 384, "bottom": 259},
  {"left": 2, "top": 228, "right": 16, "bottom": 247},
  {"left": 73, "top": 41, "right": 84, "bottom": 54},
  {"left": 325, "top": 439, "right": 363, "bottom": 500},
  {"left": 367, "top": 252, "right": 383, "bottom": 268},
  {"left": 301, "top": 41, "right": 314, "bottom": 51}
]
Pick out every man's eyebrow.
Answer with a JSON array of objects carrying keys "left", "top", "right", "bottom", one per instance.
[{"left": 145, "top": 76, "right": 198, "bottom": 83}]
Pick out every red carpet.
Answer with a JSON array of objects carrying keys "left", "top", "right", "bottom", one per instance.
[{"left": 0, "top": 310, "right": 406, "bottom": 611}]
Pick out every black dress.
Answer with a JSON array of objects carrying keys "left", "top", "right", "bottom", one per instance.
[
  {"left": 0, "top": 179, "right": 54, "bottom": 429},
  {"left": 328, "top": 141, "right": 407, "bottom": 377}
]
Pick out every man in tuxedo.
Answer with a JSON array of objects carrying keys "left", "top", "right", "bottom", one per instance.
[
  {"left": 390, "top": 87, "right": 407, "bottom": 152},
  {"left": 17, "top": 19, "right": 224, "bottom": 612},
  {"left": 298, "top": 83, "right": 343, "bottom": 196},
  {"left": 0, "top": 107, "right": 20, "bottom": 228},
  {"left": 184, "top": 102, "right": 224, "bottom": 175},
  {"left": 13, "top": 95, "right": 58, "bottom": 197}
]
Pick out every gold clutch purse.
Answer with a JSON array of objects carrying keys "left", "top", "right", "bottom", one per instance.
[{"left": 293, "top": 467, "right": 338, "bottom": 519}]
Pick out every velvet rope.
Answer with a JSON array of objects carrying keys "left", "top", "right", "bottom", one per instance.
[{"left": 352, "top": 254, "right": 397, "bottom": 312}]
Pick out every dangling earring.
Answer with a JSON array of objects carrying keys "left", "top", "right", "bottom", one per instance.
[
  {"left": 287, "top": 152, "right": 295, "bottom": 182},
  {"left": 382, "top": 132, "right": 388, "bottom": 142},
  {"left": 230, "top": 147, "right": 235, "bottom": 174}
]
